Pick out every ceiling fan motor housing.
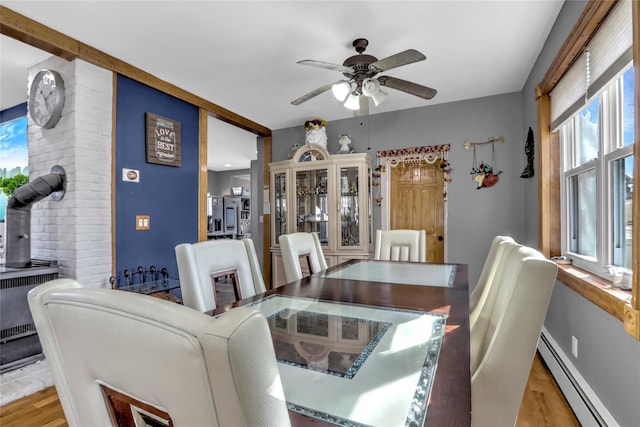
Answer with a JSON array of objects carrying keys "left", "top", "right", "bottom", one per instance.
[{"left": 342, "top": 54, "right": 379, "bottom": 81}]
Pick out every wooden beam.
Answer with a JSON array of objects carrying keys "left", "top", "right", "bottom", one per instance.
[
  {"left": 0, "top": 6, "right": 79, "bottom": 60},
  {"left": 262, "top": 136, "right": 272, "bottom": 288},
  {"left": 0, "top": 5, "right": 271, "bottom": 138},
  {"left": 111, "top": 74, "right": 118, "bottom": 276},
  {"left": 198, "top": 109, "right": 209, "bottom": 242},
  {"left": 536, "top": 92, "right": 561, "bottom": 258},
  {"left": 537, "top": 1, "right": 616, "bottom": 95}
]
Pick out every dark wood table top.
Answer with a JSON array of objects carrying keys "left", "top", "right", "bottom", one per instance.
[{"left": 213, "top": 259, "right": 471, "bottom": 427}]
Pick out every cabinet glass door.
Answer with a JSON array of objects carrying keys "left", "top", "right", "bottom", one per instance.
[
  {"left": 274, "top": 172, "right": 287, "bottom": 244},
  {"left": 339, "top": 166, "right": 360, "bottom": 247},
  {"left": 295, "top": 169, "right": 329, "bottom": 246}
]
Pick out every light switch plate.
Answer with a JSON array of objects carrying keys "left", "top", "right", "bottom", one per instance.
[{"left": 136, "top": 215, "right": 150, "bottom": 230}]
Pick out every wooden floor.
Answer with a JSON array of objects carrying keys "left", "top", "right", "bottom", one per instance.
[{"left": 0, "top": 352, "right": 578, "bottom": 427}]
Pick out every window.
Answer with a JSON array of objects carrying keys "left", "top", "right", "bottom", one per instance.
[
  {"left": 0, "top": 115, "right": 29, "bottom": 221},
  {"left": 558, "top": 65, "right": 634, "bottom": 279},
  {"left": 538, "top": 0, "right": 638, "bottom": 335}
]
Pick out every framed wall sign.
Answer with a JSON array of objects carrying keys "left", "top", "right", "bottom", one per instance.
[{"left": 145, "top": 112, "right": 181, "bottom": 167}]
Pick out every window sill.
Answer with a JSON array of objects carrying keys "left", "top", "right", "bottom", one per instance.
[{"left": 556, "top": 264, "right": 632, "bottom": 322}]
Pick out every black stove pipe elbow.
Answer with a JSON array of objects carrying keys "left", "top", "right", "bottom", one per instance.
[{"left": 5, "top": 167, "right": 66, "bottom": 268}]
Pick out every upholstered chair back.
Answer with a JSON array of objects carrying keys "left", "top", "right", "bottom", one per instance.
[
  {"left": 469, "top": 235, "right": 516, "bottom": 311},
  {"left": 374, "top": 229, "right": 426, "bottom": 262},
  {"left": 469, "top": 237, "right": 519, "bottom": 329},
  {"left": 175, "top": 238, "right": 266, "bottom": 312},
  {"left": 279, "top": 232, "right": 328, "bottom": 283},
  {"left": 28, "top": 278, "right": 291, "bottom": 427},
  {"left": 470, "top": 245, "right": 558, "bottom": 427}
]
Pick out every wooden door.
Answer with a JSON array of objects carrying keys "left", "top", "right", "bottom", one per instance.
[{"left": 390, "top": 162, "right": 445, "bottom": 262}]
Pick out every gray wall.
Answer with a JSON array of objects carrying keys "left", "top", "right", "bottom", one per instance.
[
  {"left": 265, "top": 3, "right": 640, "bottom": 423},
  {"left": 273, "top": 92, "right": 527, "bottom": 287},
  {"left": 207, "top": 168, "right": 251, "bottom": 196},
  {"left": 520, "top": 2, "right": 640, "bottom": 425}
]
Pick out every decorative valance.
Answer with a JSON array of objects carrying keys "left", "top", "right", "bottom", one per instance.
[
  {"left": 376, "top": 144, "right": 450, "bottom": 166},
  {"left": 374, "top": 144, "right": 453, "bottom": 204}
]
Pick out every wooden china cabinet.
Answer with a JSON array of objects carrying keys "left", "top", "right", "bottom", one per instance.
[{"left": 270, "top": 143, "right": 373, "bottom": 287}]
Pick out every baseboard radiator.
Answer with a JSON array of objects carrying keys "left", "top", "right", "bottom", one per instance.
[{"left": 538, "top": 327, "right": 618, "bottom": 427}]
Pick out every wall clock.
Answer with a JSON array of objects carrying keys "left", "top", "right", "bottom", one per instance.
[{"left": 29, "top": 69, "right": 65, "bottom": 129}]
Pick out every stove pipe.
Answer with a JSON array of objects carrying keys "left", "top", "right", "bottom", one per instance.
[{"left": 5, "top": 166, "right": 66, "bottom": 268}]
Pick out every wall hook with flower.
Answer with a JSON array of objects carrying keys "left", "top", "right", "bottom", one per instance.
[{"left": 464, "top": 137, "right": 504, "bottom": 189}]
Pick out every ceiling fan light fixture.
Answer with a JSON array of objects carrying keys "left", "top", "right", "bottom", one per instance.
[
  {"left": 370, "top": 89, "right": 388, "bottom": 106},
  {"left": 344, "top": 92, "right": 361, "bottom": 110},
  {"left": 331, "top": 81, "right": 351, "bottom": 102},
  {"left": 361, "top": 78, "right": 381, "bottom": 97}
]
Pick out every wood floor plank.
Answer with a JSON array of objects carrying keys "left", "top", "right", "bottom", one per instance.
[
  {"left": 516, "top": 352, "right": 580, "bottom": 427},
  {"left": 1, "top": 351, "right": 579, "bottom": 426}
]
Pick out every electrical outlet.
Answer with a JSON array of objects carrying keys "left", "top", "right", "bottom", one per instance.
[
  {"left": 136, "top": 215, "right": 150, "bottom": 230},
  {"left": 571, "top": 335, "right": 578, "bottom": 358}
]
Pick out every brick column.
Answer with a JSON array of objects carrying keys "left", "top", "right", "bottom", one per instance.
[{"left": 28, "top": 58, "right": 112, "bottom": 287}]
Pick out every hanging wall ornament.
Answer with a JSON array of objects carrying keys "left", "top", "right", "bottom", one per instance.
[
  {"left": 520, "top": 127, "right": 535, "bottom": 178},
  {"left": 464, "top": 137, "right": 504, "bottom": 189}
]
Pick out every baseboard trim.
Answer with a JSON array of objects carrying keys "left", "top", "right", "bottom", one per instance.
[{"left": 538, "top": 326, "right": 618, "bottom": 426}]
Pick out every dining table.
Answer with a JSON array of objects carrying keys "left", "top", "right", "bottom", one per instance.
[{"left": 212, "top": 258, "right": 471, "bottom": 427}]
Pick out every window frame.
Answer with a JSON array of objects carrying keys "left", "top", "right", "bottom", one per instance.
[
  {"left": 557, "top": 65, "right": 634, "bottom": 281},
  {"left": 536, "top": 0, "right": 639, "bottom": 340}
]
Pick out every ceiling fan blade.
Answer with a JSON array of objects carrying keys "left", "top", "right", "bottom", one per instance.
[
  {"left": 297, "top": 59, "right": 352, "bottom": 73},
  {"left": 377, "top": 76, "right": 437, "bottom": 100},
  {"left": 291, "top": 82, "right": 335, "bottom": 105},
  {"left": 368, "top": 49, "right": 426, "bottom": 73}
]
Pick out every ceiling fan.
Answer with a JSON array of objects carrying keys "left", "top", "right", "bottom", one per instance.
[{"left": 291, "top": 38, "right": 437, "bottom": 112}]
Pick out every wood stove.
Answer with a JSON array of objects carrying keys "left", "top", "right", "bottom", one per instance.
[{"left": 0, "top": 260, "right": 58, "bottom": 373}]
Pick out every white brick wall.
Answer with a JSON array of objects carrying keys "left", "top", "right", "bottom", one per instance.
[{"left": 28, "top": 58, "right": 112, "bottom": 288}]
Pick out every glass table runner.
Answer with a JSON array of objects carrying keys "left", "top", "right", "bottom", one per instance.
[
  {"left": 322, "top": 261, "right": 456, "bottom": 288},
  {"left": 249, "top": 295, "right": 447, "bottom": 427}
]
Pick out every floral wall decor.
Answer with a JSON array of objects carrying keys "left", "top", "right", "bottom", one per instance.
[{"left": 463, "top": 137, "right": 504, "bottom": 189}]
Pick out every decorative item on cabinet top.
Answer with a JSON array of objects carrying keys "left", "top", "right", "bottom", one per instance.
[
  {"left": 304, "top": 118, "right": 329, "bottom": 148},
  {"left": 337, "top": 134, "right": 355, "bottom": 154},
  {"left": 290, "top": 142, "right": 330, "bottom": 163}
]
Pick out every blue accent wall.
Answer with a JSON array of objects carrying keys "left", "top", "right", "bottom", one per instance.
[
  {"left": 0, "top": 102, "right": 27, "bottom": 123},
  {"left": 115, "top": 75, "right": 198, "bottom": 281}
]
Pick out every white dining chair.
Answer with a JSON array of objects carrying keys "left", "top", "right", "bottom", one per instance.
[
  {"left": 28, "top": 278, "right": 291, "bottom": 427},
  {"left": 175, "top": 238, "right": 266, "bottom": 312},
  {"left": 469, "top": 235, "right": 516, "bottom": 327},
  {"left": 471, "top": 244, "right": 558, "bottom": 427},
  {"left": 374, "top": 229, "right": 426, "bottom": 262},
  {"left": 279, "top": 232, "right": 328, "bottom": 282}
]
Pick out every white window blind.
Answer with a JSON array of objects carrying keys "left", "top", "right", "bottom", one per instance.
[
  {"left": 550, "top": 0, "right": 632, "bottom": 129},
  {"left": 550, "top": 54, "right": 586, "bottom": 126},
  {"left": 587, "top": 0, "right": 633, "bottom": 96}
]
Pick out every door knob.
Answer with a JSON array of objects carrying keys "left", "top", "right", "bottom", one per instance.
[{"left": 438, "top": 236, "right": 444, "bottom": 241}]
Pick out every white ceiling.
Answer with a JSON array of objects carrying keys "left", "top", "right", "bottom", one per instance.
[
  {"left": 208, "top": 115, "right": 257, "bottom": 171},
  {"left": 1, "top": 0, "right": 565, "bottom": 169}
]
